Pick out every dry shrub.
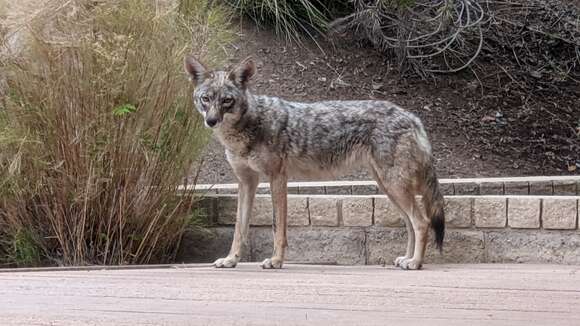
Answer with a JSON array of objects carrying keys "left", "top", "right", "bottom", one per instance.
[
  {"left": 0, "top": 0, "right": 232, "bottom": 266},
  {"left": 331, "top": 0, "right": 580, "bottom": 84}
]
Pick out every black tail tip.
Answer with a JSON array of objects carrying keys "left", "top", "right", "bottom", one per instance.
[{"left": 432, "top": 213, "right": 445, "bottom": 252}]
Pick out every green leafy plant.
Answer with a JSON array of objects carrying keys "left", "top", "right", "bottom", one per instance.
[
  {"left": 10, "top": 229, "right": 42, "bottom": 267},
  {"left": 113, "top": 104, "right": 137, "bottom": 117}
]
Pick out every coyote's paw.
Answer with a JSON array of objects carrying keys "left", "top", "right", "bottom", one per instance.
[
  {"left": 399, "top": 259, "right": 422, "bottom": 270},
  {"left": 261, "top": 257, "right": 283, "bottom": 269},
  {"left": 394, "top": 256, "right": 411, "bottom": 267},
  {"left": 213, "top": 256, "right": 238, "bottom": 268}
]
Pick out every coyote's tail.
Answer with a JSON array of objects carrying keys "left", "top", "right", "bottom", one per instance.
[{"left": 421, "top": 162, "right": 445, "bottom": 251}]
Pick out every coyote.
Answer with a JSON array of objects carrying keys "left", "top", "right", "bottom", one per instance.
[{"left": 184, "top": 56, "right": 445, "bottom": 270}]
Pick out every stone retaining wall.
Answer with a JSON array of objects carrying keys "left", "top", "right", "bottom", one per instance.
[
  {"left": 178, "top": 194, "right": 580, "bottom": 265},
  {"left": 191, "top": 176, "right": 580, "bottom": 196}
]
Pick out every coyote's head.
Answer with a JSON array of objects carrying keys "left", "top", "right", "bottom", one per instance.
[{"left": 184, "top": 56, "right": 256, "bottom": 129}]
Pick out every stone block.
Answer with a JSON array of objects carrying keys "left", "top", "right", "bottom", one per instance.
[
  {"left": 504, "top": 182, "right": 529, "bottom": 195},
  {"left": 439, "top": 183, "right": 455, "bottom": 196},
  {"left": 529, "top": 181, "right": 553, "bottom": 195},
  {"left": 250, "top": 196, "right": 274, "bottom": 225},
  {"left": 365, "top": 228, "right": 407, "bottom": 265},
  {"left": 287, "top": 186, "right": 300, "bottom": 194},
  {"left": 216, "top": 196, "right": 237, "bottom": 225},
  {"left": 426, "top": 230, "right": 486, "bottom": 264},
  {"left": 353, "top": 185, "right": 379, "bottom": 195},
  {"left": 176, "top": 227, "right": 251, "bottom": 263},
  {"left": 252, "top": 196, "right": 309, "bottom": 226},
  {"left": 365, "top": 228, "right": 485, "bottom": 265},
  {"left": 342, "top": 198, "right": 373, "bottom": 226},
  {"left": 288, "top": 197, "right": 310, "bottom": 226},
  {"left": 308, "top": 197, "right": 340, "bottom": 226},
  {"left": 373, "top": 197, "right": 404, "bottom": 227},
  {"left": 474, "top": 198, "right": 506, "bottom": 228},
  {"left": 216, "top": 196, "right": 308, "bottom": 226},
  {"left": 454, "top": 182, "right": 479, "bottom": 195},
  {"left": 553, "top": 181, "right": 577, "bottom": 195},
  {"left": 217, "top": 188, "right": 237, "bottom": 195},
  {"left": 325, "top": 186, "right": 352, "bottom": 195},
  {"left": 484, "top": 230, "right": 580, "bottom": 264},
  {"left": 250, "top": 227, "right": 366, "bottom": 265},
  {"left": 542, "top": 198, "right": 578, "bottom": 230},
  {"left": 196, "top": 196, "right": 217, "bottom": 224},
  {"left": 479, "top": 183, "right": 504, "bottom": 195},
  {"left": 444, "top": 197, "right": 472, "bottom": 228},
  {"left": 299, "top": 186, "right": 325, "bottom": 194},
  {"left": 507, "top": 198, "right": 540, "bottom": 229}
]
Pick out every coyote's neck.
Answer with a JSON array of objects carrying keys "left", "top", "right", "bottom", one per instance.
[{"left": 213, "top": 94, "right": 266, "bottom": 156}]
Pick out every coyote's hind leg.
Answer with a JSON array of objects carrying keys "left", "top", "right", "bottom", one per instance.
[
  {"left": 387, "top": 188, "right": 427, "bottom": 270},
  {"left": 370, "top": 165, "right": 416, "bottom": 267}
]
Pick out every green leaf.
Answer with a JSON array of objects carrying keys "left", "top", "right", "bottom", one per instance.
[{"left": 113, "top": 104, "right": 137, "bottom": 116}]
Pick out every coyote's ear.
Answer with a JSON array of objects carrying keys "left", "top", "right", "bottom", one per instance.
[
  {"left": 228, "top": 57, "right": 256, "bottom": 88},
  {"left": 184, "top": 55, "right": 207, "bottom": 86}
]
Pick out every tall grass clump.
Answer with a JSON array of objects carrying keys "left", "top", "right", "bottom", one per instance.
[
  {"left": 0, "top": 0, "right": 232, "bottom": 267},
  {"left": 225, "top": 0, "right": 349, "bottom": 43}
]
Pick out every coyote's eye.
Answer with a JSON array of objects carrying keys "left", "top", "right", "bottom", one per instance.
[
  {"left": 201, "top": 96, "right": 210, "bottom": 103},
  {"left": 222, "top": 98, "right": 234, "bottom": 106}
]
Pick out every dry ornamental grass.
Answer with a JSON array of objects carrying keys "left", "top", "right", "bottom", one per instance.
[{"left": 0, "top": 0, "right": 233, "bottom": 267}]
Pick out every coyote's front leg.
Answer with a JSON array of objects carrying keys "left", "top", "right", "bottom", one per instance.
[
  {"left": 214, "top": 163, "right": 258, "bottom": 268},
  {"left": 261, "top": 172, "right": 288, "bottom": 269}
]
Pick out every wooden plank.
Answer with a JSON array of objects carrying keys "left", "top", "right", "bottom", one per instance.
[{"left": 0, "top": 264, "right": 579, "bottom": 325}]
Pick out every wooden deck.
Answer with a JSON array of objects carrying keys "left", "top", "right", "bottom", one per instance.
[{"left": 1, "top": 263, "right": 579, "bottom": 325}]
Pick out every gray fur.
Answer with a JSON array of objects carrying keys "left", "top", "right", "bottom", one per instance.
[{"left": 185, "top": 56, "right": 445, "bottom": 270}]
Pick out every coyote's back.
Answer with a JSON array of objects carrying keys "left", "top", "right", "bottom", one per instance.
[{"left": 245, "top": 96, "right": 433, "bottom": 182}]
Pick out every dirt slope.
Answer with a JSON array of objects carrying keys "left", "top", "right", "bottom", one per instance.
[{"left": 196, "top": 22, "right": 579, "bottom": 184}]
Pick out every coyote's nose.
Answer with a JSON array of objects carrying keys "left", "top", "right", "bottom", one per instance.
[{"left": 206, "top": 118, "right": 218, "bottom": 128}]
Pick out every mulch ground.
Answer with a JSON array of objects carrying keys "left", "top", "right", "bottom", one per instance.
[{"left": 196, "top": 21, "right": 579, "bottom": 184}]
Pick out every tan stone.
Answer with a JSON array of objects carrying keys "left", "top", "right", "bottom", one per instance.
[
  {"left": 308, "top": 197, "right": 340, "bottom": 226},
  {"left": 507, "top": 198, "right": 540, "bottom": 229},
  {"left": 439, "top": 183, "right": 455, "bottom": 196},
  {"left": 216, "top": 196, "right": 308, "bottom": 226},
  {"left": 474, "top": 198, "right": 506, "bottom": 228},
  {"left": 454, "top": 183, "right": 479, "bottom": 195},
  {"left": 325, "top": 186, "right": 352, "bottom": 195},
  {"left": 542, "top": 198, "right": 578, "bottom": 230},
  {"left": 504, "top": 182, "right": 529, "bottom": 195},
  {"left": 251, "top": 197, "right": 273, "bottom": 225},
  {"left": 352, "top": 185, "right": 378, "bottom": 195},
  {"left": 216, "top": 196, "right": 237, "bottom": 225},
  {"left": 374, "top": 197, "right": 404, "bottom": 227},
  {"left": 288, "top": 197, "right": 310, "bottom": 226},
  {"left": 529, "top": 181, "right": 553, "bottom": 195},
  {"left": 553, "top": 181, "right": 577, "bottom": 195},
  {"left": 342, "top": 198, "right": 373, "bottom": 226},
  {"left": 479, "top": 183, "right": 504, "bottom": 195},
  {"left": 444, "top": 197, "right": 472, "bottom": 228}
]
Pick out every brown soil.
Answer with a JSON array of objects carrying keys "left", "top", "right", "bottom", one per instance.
[{"left": 196, "top": 21, "right": 580, "bottom": 184}]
